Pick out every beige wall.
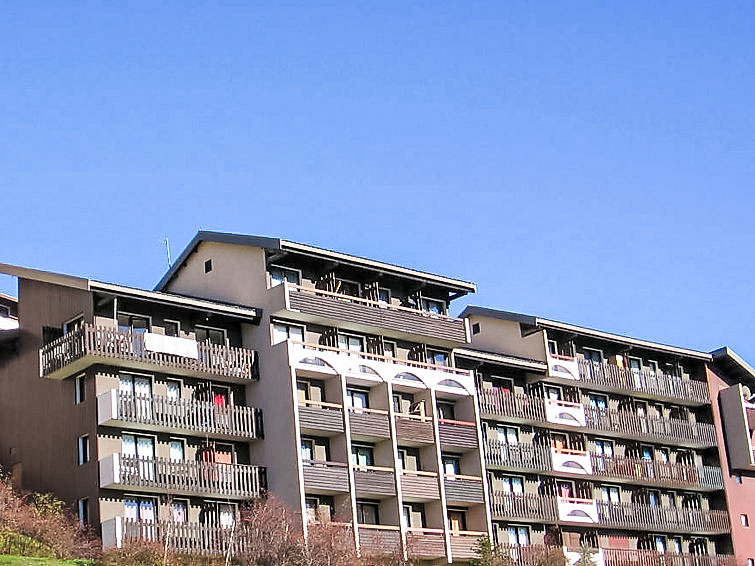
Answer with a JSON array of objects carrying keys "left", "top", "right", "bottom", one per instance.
[{"left": 467, "top": 316, "right": 547, "bottom": 362}]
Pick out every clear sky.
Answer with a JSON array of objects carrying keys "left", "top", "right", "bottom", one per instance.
[{"left": 1, "top": 3, "right": 754, "bottom": 359}]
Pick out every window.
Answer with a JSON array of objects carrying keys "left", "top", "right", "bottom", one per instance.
[
  {"left": 0, "top": 305, "right": 9, "bottom": 318},
  {"left": 548, "top": 340, "right": 558, "bottom": 355},
  {"left": 402, "top": 503, "right": 426, "bottom": 528},
  {"left": 582, "top": 348, "right": 603, "bottom": 363},
  {"left": 594, "top": 439, "right": 614, "bottom": 457},
  {"left": 654, "top": 536, "right": 667, "bottom": 554},
  {"left": 335, "top": 279, "right": 360, "bottom": 297},
  {"left": 63, "top": 316, "right": 84, "bottom": 335},
  {"left": 117, "top": 313, "right": 150, "bottom": 333},
  {"left": 670, "top": 537, "right": 682, "bottom": 555},
  {"left": 204, "top": 259, "right": 213, "bottom": 273},
  {"left": 442, "top": 454, "right": 461, "bottom": 476},
  {"left": 647, "top": 360, "right": 659, "bottom": 373},
  {"left": 498, "top": 475, "right": 524, "bottom": 494},
  {"left": 305, "top": 495, "right": 334, "bottom": 524},
  {"left": 742, "top": 514, "right": 750, "bottom": 527},
  {"left": 172, "top": 500, "right": 188, "bottom": 523},
  {"left": 195, "top": 326, "right": 226, "bottom": 345},
  {"left": 124, "top": 497, "right": 157, "bottom": 523},
  {"left": 75, "top": 374, "right": 86, "bottom": 404},
  {"left": 545, "top": 386, "right": 562, "bottom": 401},
  {"left": 420, "top": 297, "right": 446, "bottom": 315},
  {"left": 269, "top": 265, "right": 301, "bottom": 287},
  {"left": 588, "top": 394, "right": 608, "bottom": 410},
  {"left": 397, "top": 447, "right": 421, "bottom": 471},
  {"left": 437, "top": 401, "right": 456, "bottom": 420},
  {"left": 166, "top": 380, "right": 181, "bottom": 400},
  {"left": 747, "top": 560, "right": 754, "bottom": 566},
  {"left": 735, "top": 474, "right": 743, "bottom": 484},
  {"left": 427, "top": 349, "right": 449, "bottom": 366},
  {"left": 337, "top": 333, "right": 364, "bottom": 354},
  {"left": 120, "top": 374, "right": 153, "bottom": 419},
  {"left": 497, "top": 426, "right": 519, "bottom": 446},
  {"left": 492, "top": 377, "right": 514, "bottom": 394},
  {"left": 122, "top": 434, "right": 156, "bottom": 480},
  {"left": 628, "top": 357, "right": 642, "bottom": 372},
  {"left": 508, "top": 525, "right": 530, "bottom": 546},
  {"left": 378, "top": 288, "right": 391, "bottom": 303},
  {"left": 301, "top": 437, "right": 329, "bottom": 463},
  {"left": 648, "top": 490, "right": 661, "bottom": 507},
  {"left": 77, "top": 498, "right": 89, "bottom": 525},
  {"left": 392, "top": 392, "right": 413, "bottom": 414},
  {"left": 447, "top": 509, "right": 467, "bottom": 533},
  {"left": 598, "top": 485, "right": 621, "bottom": 504},
  {"left": 383, "top": 340, "right": 396, "bottom": 358},
  {"left": 472, "top": 322, "right": 481, "bottom": 335},
  {"left": 351, "top": 444, "right": 375, "bottom": 467},
  {"left": 272, "top": 322, "right": 305, "bottom": 345},
  {"left": 164, "top": 320, "right": 180, "bottom": 337},
  {"left": 169, "top": 440, "right": 185, "bottom": 462},
  {"left": 77, "top": 435, "right": 90, "bottom": 465},
  {"left": 356, "top": 501, "right": 379, "bottom": 524},
  {"left": 346, "top": 388, "right": 370, "bottom": 411}
]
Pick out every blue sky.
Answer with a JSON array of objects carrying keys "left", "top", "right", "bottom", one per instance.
[{"left": 1, "top": 3, "right": 754, "bottom": 358}]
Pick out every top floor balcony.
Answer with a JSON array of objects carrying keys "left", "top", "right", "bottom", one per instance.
[
  {"left": 41, "top": 324, "right": 258, "bottom": 382},
  {"left": 575, "top": 358, "right": 710, "bottom": 406},
  {"left": 275, "top": 282, "right": 469, "bottom": 347}
]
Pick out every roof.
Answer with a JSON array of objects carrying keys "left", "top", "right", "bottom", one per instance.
[
  {"left": 460, "top": 305, "right": 711, "bottom": 361},
  {"left": 711, "top": 346, "right": 755, "bottom": 383},
  {"left": 0, "top": 263, "right": 261, "bottom": 322},
  {"left": 154, "top": 231, "right": 477, "bottom": 294},
  {"left": 0, "top": 292, "right": 17, "bottom": 303},
  {"left": 454, "top": 347, "right": 547, "bottom": 372}
]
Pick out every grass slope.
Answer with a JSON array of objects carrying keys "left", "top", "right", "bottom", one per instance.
[{"left": 0, "top": 556, "right": 93, "bottom": 566}]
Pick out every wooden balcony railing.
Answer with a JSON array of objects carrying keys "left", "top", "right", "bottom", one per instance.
[
  {"left": 302, "top": 461, "right": 350, "bottom": 493},
  {"left": 485, "top": 439, "right": 551, "bottom": 471},
  {"left": 490, "top": 492, "right": 558, "bottom": 522},
  {"left": 596, "top": 501, "right": 731, "bottom": 534},
  {"left": 395, "top": 413, "right": 435, "bottom": 444},
  {"left": 438, "top": 419, "right": 479, "bottom": 450},
  {"left": 286, "top": 283, "right": 469, "bottom": 344},
  {"left": 41, "top": 324, "right": 257, "bottom": 382},
  {"left": 602, "top": 548, "right": 736, "bottom": 566},
  {"left": 353, "top": 465, "right": 396, "bottom": 497},
  {"left": 478, "top": 389, "right": 717, "bottom": 447},
  {"left": 358, "top": 525, "right": 401, "bottom": 554},
  {"left": 298, "top": 400, "right": 344, "bottom": 434},
  {"left": 103, "top": 391, "right": 262, "bottom": 440},
  {"left": 400, "top": 470, "right": 440, "bottom": 500},
  {"left": 122, "top": 519, "right": 247, "bottom": 556},
  {"left": 450, "top": 532, "right": 487, "bottom": 560},
  {"left": 405, "top": 528, "right": 446, "bottom": 558},
  {"left": 495, "top": 545, "right": 567, "bottom": 566},
  {"left": 591, "top": 455, "right": 724, "bottom": 491},
  {"left": 348, "top": 406, "right": 391, "bottom": 438},
  {"left": 105, "top": 455, "right": 266, "bottom": 499},
  {"left": 577, "top": 359, "right": 710, "bottom": 405},
  {"left": 444, "top": 474, "right": 485, "bottom": 503}
]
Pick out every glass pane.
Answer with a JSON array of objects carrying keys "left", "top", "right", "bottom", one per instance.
[
  {"left": 139, "top": 500, "right": 156, "bottom": 523},
  {"left": 122, "top": 435, "right": 136, "bottom": 456},
  {"left": 172, "top": 502, "right": 187, "bottom": 523},
  {"left": 170, "top": 441, "right": 184, "bottom": 462},
  {"left": 290, "top": 326, "right": 304, "bottom": 342},
  {"left": 120, "top": 376, "right": 134, "bottom": 395},
  {"left": 166, "top": 381, "right": 181, "bottom": 400},
  {"left": 124, "top": 499, "right": 138, "bottom": 521},
  {"left": 270, "top": 268, "right": 284, "bottom": 287}
]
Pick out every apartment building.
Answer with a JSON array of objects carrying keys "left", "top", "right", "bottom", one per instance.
[
  {"left": 0, "top": 232, "right": 492, "bottom": 563},
  {"left": 0, "top": 291, "right": 18, "bottom": 329},
  {"left": 0, "top": 264, "right": 266, "bottom": 555},
  {"left": 457, "top": 306, "right": 739, "bottom": 566}
]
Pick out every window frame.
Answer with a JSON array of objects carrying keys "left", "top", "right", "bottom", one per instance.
[
  {"left": 163, "top": 319, "right": 181, "bottom": 337},
  {"left": 272, "top": 321, "right": 306, "bottom": 345},
  {"left": 117, "top": 312, "right": 152, "bottom": 333},
  {"left": 268, "top": 264, "right": 303, "bottom": 288},
  {"left": 194, "top": 324, "right": 228, "bottom": 346},
  {"left": 77, "top": 435, "right": 90, "bottom": 465},
  {"left": 75, "top": 374, "right": 86, "bottom": 404}
]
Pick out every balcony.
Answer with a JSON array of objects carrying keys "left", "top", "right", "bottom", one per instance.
[
  {"left": 551, "top": 447, "right": 593, "bottom": 475},
  {"left": 283, "top": 283, "right": 469, "bottom": 346},
  {"left": 353, "top": 465, "right": 396, "bottom": 498},
  {"left": 405, "top": 528, "right": 446, "bottom": 559},
  {"left": 298, "top": 401, "right": 344, "bottom": 435},
  {"left": 591, "top": 455, "right": 724, "bottom": 491},
  {"left": 557, "top": 497, "right": 599, "bottom": 524},
  {"left": 395, "top": 414, "right": 435, "bottom": 445},
  {"left": 585, "top": 409, "right": 717, "bottom": 448},
  {"left": 577, "top": 359, "right": 710, "bottom": 406},
  {"left": 485, "top": 440, "right": 551, "bottom": 472},
  {"left": 443, "top": 474, "right": 485, "bottom": 504},
  {"left": 490, "top": 492, "right": 558, "bottom": 523},
  {"left": 97, "top": 390, "right": 262, "bottom": 441},
  {"left": 545, "top": 399, "right": 587, "bottom": 427},
  {"left": 302, "top": 461, "right": 350, "bottom": 494},
  {"left": 596, "top": 501, "right": 731, "bottom": 535},
  {"left": 358, "top": 525, "right": 401, "bottom": 555},
  {"left": 449, "top": 532, "right": 487, "bottom": 560},
  {"left": 99, "top": 454, "right": 266, "bottom": 499},
  {"left": 103, "top": 518, "right": 246, "bottom": 555},
  {"left": 41, "top": 324, "right": 258, "bottom": 382},
  {"left": 479, "top": 390, "right": 546, "bottom": 422},
  {"left": 349, "top": 406, "right": 391, "bottom": 440},
  {"left": 400, "top": 470, "right": 440, "bottom": 500},
  {"left": 438, "top": 419, "right": 479, "bottom": 451},
  {"left": 602, "top": 548, "right": 736, "bottom": 566}
]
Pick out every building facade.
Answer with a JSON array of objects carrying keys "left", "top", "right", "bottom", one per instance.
[{"left": 0, "top": 232, "right": 751, "bottom": 565}]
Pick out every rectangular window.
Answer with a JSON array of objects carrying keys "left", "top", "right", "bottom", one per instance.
[
  {"left": 195, "top": 326, "right": 226, "bottom": 345},
  {"left": 346, "top": 388, "right": 370, "bottom": 411},
  {"left": 742, "top": 514, "right": 750, "bottom": 527},
  {"left": 448, "top": 509, "right": 467, "bottom": 533},
  {"left": 169, "top": 440, "right": 185, "bottom": 462},
  {"left": 172, "top": 500, "right": 188, "bottom": 523},
  {"left": 508, "top": 525, "right": 530, "bottom": 546},
  {"left": 499, "top": 475, "right": 525, "bottom": 494},
  {"left": 392, "top": 392, "right": 413, "bottom": 414},
  {"left": 383, "top": 340, "right": 396, "bottom": 358},
  {"left": 269, "top": 265, "right": 301, "bottom": 287},
  {"left": 378, "top": 288, "right": 391, "bottom": 303},
  {"left": 164, "top": 320, "right": 180, "bottom": 337},
  {"left": 351, "top": 444, "right": 375, "bottom": 467},
  {"left": 78, "top": 435, "right": 90, "bottom": 465},
  {"left": 598, "top": 485, "right": 621, "bottom": 504},
  {"left": 117, "top": 313, "right": 150, "bottom": 333},
  {"left": 498, "top": 426, "right": 519, "bottom": 446},
  {"left": 420, "top": 297, "right": 446, "bottom": 315},
  {"left": 204, "top": 259, "right": 213, "bottom": 273},
  {"left": 427, "top": 349, "right": 449, "bottom": 366},
  {"left": 124, "top": 496, "right": 157, "bottom": 523},
  {"left": 437, "top": 401, "right": 456, "bottom": 420},
  {"left": 356, "top": 501, "right": 379, "bottom": 524},
  {"left": 63, "top": 315, "right": 84, "bottom": 335},
  {"left": 272, "top": 322, "right": 305, "bottom": 345},
  {"left": 301, "top": 437, "right": 330, "bottom": 463},
  {"left": 582, "top": 348, "right": 603, "bottom": 363},
  {"left": 337, "top": 333, "right": 364, "bottom": 354},
  {"left": 588, "top": 394, "right": 608, "bottom": 410},
  {"left": 305, "top": 495, "right": 334, "bottom": 524},
  {"left": 166, "top": 380, "right": 181, "bottom": 400},
  {"left": 77, "top": 498, "right": 89, "bottom": 525},
  {"left": 442, "top": 454, "right": 461, "bottom": 476},
  {"left": 397, "top": 447, "right": 421, "bottom": 471},
  {"left": 402, "top": 503, "right": 426, "bottom": 529},
  {"left": 75, "top": 374, "right": 86, "bottom": 404},
  {"left": 335, "top": 279, "right": 361, "bottom": 297},
  {"left": 594, "top": 439, "right": 614, "bottom": 457}
]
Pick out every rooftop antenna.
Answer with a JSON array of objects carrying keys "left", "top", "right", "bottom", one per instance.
[{"left": 164, "top": 237, "right": 172, "bottom": 268}]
